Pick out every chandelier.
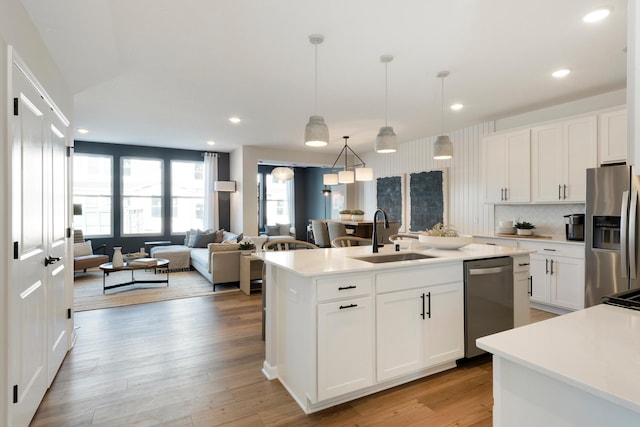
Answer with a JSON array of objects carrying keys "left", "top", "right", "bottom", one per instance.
[{"left": 323, "top": 136, "right": 373, "bottom": 185}]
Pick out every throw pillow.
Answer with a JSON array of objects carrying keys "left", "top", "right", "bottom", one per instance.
[
  {"left": 265, "top": 225, "right": 280, "bottom": 236},
  {"left": 185, "top": 229, "right": 198, "bottom": 247},
  {"left": 277, "top": 223, "right": 291, "bottom": 235},
  {"left": 213, "top": 229, "right": 225, "bottom": 243},
  {"left": 74, "top": 241, "right": 92, "bottom": 257},
  {"left": 193, "top": 232, "right": 218, "bottom": 248}
]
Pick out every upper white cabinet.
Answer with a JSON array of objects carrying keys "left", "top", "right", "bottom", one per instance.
[
  {"left": 483, "top": 129, "right": 531, "bottom": 203},
  {"left": 531, "top": 116, "right": 597, "bottom": 202},
  {"left": 599, "top": 108, "right": 627, "bottom": 164}
]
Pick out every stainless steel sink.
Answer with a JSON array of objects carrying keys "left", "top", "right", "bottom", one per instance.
[{"left": 351, "top": 252, "right": 436, "bottom": 263}]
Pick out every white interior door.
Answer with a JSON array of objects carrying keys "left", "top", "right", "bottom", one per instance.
[{"left": 9, "top": 64, "right": 48, "bottom": 427}]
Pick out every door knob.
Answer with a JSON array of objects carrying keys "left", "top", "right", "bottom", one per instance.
[{"left": 44, "top": 256, "right": 61, "bottom": 266}]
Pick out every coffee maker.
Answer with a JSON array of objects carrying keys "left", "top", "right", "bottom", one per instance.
[{"left": 564, "top": 214, "right": 585, "bottom": 241}]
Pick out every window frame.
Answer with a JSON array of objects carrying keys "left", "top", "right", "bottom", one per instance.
[
  {"left": 120, "top": 156, "right": 164, "bottom": 237},
  {"left": 73, "top": 153, "right": 114, "bottom": 238}
]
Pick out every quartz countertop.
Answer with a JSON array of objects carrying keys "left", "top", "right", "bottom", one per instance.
[
  {"left": 255, "top": 243, "right": 532, "bottom": 277},
  {"left": 477, "top": 304, "right": 640, "bottom": 414},
  {"left": 474, "top": 233, "right": 585, "bottom": 246}
]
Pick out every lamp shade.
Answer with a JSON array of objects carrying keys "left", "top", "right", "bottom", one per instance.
[
  {"left": 213, "top": 181, "right": 236, "bottom": 192},
  {"left": 433, "top": 135, "right": 453, "bottom": 160},
  {"left": 304, "top": 116, "right": 329, "bottom": 147},
  {"left": 355, "top": 167, "right": 373, "bottom": 181},
  {"left": 323, "top": 173, "right": 338, "bottom": 185},
  {"left": 338, "top": 170, "right": 355, "bottom": 184},
  {"left": 375, "top": 126, "right": 398, "bottom": 153},
  {"left": 271, "top": 167, "right": 294, "bottom": 181}
]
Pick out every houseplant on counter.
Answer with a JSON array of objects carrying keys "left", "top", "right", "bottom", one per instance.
[
  {"left": 339, "top": 209, "right": 352, "bottom": 221},
  {"left": 238, "top": 241, "right": 256, "bottom": 255},
  {"left": 514, "top": 221, "right": 535, "bottom": 236},
  {"left": 351, "top": 209, "right": 365, "bottom": 221}
]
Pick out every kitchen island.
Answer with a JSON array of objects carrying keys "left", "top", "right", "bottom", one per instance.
[
  {"left": 256, "top": 243, "right": 532, "bottom": 413},
  {"left": 477, "top": 304, "right": 640, "bottom": 426}
]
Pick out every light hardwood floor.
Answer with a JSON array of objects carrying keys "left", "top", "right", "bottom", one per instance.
[{"left": 31, "top": 293, "right": 555, "bottom": 426}]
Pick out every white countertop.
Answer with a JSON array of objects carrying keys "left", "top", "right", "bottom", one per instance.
[
  {"left": 255, "top": 243, "right": 532, "bottom": 276},
  {"left": 477, "top": 304, "right": 640, "bottom": 414},
  {"left": 474, "top": 233, "right": 585, "bottom": 246}
]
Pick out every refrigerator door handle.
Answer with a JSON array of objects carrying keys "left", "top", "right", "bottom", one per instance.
[
  {"left": 622, "top": 190, "right": 629, "bottom": 279},
  {"left": 630, "top": 190, "right": 638, "bottom": 279}
]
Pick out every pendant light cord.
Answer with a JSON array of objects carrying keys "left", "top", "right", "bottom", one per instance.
[
  {"left": 314, "top": 42, "right": 318, "bottom": 115},
  {"left": 384, "top": 61, "right": 389, "bottom": 127},
  {"left": 440, "top": 75, "right": 445, "bottom": 135}
]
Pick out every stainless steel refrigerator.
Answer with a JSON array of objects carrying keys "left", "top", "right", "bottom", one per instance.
[{"left": 585, "top": 165, "right": 640, "bottom": 307}]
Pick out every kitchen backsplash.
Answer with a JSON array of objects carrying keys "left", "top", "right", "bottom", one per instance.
[{"left": 495, "top": 204, "right": 585, "bottom": 237}]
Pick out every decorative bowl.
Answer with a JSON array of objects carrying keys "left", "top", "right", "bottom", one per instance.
[{"left": 418, "top": 234, "right": 473, "bottom": 249}]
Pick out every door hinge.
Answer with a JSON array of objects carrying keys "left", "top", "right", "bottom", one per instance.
[
  {"left": 66, "top": 146, "right": 73, "bottom": 157},
  {"left": 13, "top": 98, "right": 18, "bottom": 116},
  {"left": 66, "top": 227, "right": 71, "bottom": 238},
  {"left": 13, "top": 385, "right": 18, "bottom": 403},
  {"left": 67, "top": 308, "right": 72, "bottom": 319},
  {"left": 13, "top": 242, "right": 18, "bottom": 259}
]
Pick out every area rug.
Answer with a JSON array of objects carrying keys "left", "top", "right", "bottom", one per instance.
[{"left": 73, "top": 268, "right": 240, "bottom": 312}]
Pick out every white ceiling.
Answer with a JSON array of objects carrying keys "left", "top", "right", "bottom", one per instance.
[{"left": 21, "top": 0, "right": 628, "bottom": 155}]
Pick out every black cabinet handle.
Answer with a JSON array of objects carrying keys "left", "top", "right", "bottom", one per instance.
[
  {"left": 486, "top": 242, "right": 496, "bottom": 246},
  {"left": 339, "top": 304, "right": 358, "bottom": 310},
  {"left": 426, "top": 292, "right": 431, "bottom": 319},
  {"left": 518, "top": 262, "right": 530, "bottom": 266},
  {"left": 528, "top": 276, "right": 532, "bottom": 296},
  {"left": 504, "top": 188, "right": 508, "bottom": 201},
  {"left": 44, "top": 256, "right": 61, "bottom": 266},
  {"left": 550, "top": 259, "right": 554, "bottom": 275},
  {"left": 543, "top": 248, "right": 557, "bottom": 252},
  {"left": 500, "top": 188, "right": 504, "bottom": 201},
  {"left": 545, "top": 259, "right": 549, "bottom": 274},
  {"left": 338, "top": 285, "right": 356, "bottom": 291},
  {"left": 563, "top": 184, "right": 567, "bottom": 200},
  {"left": 558, "top": 184, "right": 562, "bottom": 200},
  {"left": 420, "top": 293, "right": 425, "bottom": 319}
]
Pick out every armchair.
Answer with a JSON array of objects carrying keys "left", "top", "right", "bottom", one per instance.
[{"left": 73, "top": 230, "right": 108, "bottom": 272}]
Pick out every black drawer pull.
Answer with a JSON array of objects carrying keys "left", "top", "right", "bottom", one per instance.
[
  {"left": 518, "top": 262, "right": 530, "bottom": 266},
  {"left": 543, "top": 248, "right": 557, "bottom": 252},
  {"left": 339, "top": 304, "right": 358, "bottom": 310},
  {"left": 338, "top": 285, "right": 356, "bottom": 290}
]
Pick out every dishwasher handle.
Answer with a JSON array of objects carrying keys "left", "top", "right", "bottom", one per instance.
[{"left": 467, "top": 265, "right": 511, "bottom": 275}]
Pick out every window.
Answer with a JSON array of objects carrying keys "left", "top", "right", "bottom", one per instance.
[
  {"left": 73, "top": 154, "right": 113, "bottom": 236},
  {"left": 121, "top": 157, "right": 162, "bottom": 235},
  {"left": 265, "top": 173, "right": 292, "bottom": 225},
  {"left": 171, "top": 160, "right": 204, "bottom": 233}
]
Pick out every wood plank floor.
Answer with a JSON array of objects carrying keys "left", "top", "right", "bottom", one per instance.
[{"left": 31, "top": 293, "right": 555, "bottom": 426}]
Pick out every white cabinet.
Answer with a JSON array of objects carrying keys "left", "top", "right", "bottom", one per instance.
[
  {"left": 513, "top": 256, "right": 531, "bottom": 327},
  {"left": 376, "top": 266, "right": 463, "bottom": 382},
  {"left": 531, "top": 116, "right": 597, "bottom": 202},
  {"left": 483, "top": 129, "right": 531, "bottom": 203},
  {"left": 529, "top": 250, "right": 585, "bottom": 311},
  {"left": 317, "top": 296, "right": 374, "bottom": 400},
  {"left": 599, "top": 108, "right": 627, "bottom": 164}
]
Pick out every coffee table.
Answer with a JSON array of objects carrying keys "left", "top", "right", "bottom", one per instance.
[{"left": 99, "top": 258, "right": 170, "bottom": 293}]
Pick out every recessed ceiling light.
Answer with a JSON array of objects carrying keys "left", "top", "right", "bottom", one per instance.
[
  {"left": 229, "top": 116, "right": 241, "bottom": 124},
  {"left": 207, "top": 140, "right": 216, "bottom": 146},
  {"left": 450, "top": 103, "right": 464, "bottom": 111},
  {"left": 583, "top": 8, "right": 611, "bottom": 23},
  {"left": 552, "top": 69, "right": 571, "bottom": 78},
  {"left": 77, "top": 128, "right": 89, "bottom": 134}
]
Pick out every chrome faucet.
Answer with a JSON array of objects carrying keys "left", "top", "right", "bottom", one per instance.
[{"left": 372, "top": 208, "right": 389, "bottom": 253}]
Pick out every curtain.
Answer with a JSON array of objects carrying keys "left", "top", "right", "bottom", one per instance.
[
  {"left": 203, "top": 153, "right": 219, "bottom": 230},
  {"left": 286, "top": 178, "right": 295, "bottom": 231}
]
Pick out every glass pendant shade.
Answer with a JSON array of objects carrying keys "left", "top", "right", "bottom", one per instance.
[
  {"left": 271, "top": 166, "right": 295, "bottom": 181},
  {"left": 433, "top": 135, "right": 453, "bottom": 160},
  {"left": 355, "top": 167, "right": 373, "bottom": 181},
  {"left": 338, "top": 170, "right": 355, "bottom": 184},
  {"left": 323, "top": 173, "right": 338, "bottom": 185},
  {"left": 304, "top": 115, "right": 329, "bottom": 147},
  {"left": 375, "top": 126, "right": 398, "bottom": 153}
]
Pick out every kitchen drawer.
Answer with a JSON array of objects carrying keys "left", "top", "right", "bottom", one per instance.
[
  {"left": 317, "top": 275, "right": 372, "bottom": 302},
  {"left": 474, "top": 236, "right": 518, "bottom": 248},
  {"left": 376, "top": 263, "right": 462, "bottom": 294},
  {"left": 517, "top": 240, "right": 584, "bottom": 259},
  {"left": 513, "top": 255, "right": 531, "bottom": 273}
]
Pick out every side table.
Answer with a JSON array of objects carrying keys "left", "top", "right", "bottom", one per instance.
[{"left": 240, "top": 254, "right": 263, "bottom": 295}]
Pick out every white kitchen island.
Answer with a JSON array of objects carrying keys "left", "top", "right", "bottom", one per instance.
[
  {"left": 477, "top": 304, "right": 640, "bottom": 426},
  {"left": 256, "top": 243, "right": 532, "bottom": 413}
]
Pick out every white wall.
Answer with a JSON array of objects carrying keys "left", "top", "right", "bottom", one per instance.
[{"left": 0, "top": 0, "right": 73, "bottom": 423}]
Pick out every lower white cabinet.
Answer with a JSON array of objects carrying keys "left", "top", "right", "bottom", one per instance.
[
  {"left": 513, "top": 255, "right": 531, "bottom": 327},
  {"left": 317, "top": 296, "right": 374, "bottom": 400},
  {"left": 530, "top": 253, "right": 584, "bottom": 311},
  {"left": 376, "top": 276, "right": 463, "bottom": 382}
]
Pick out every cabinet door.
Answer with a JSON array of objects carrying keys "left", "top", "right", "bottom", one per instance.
[
  {"left": 514, "top": 271, "right": 531, "bottom": 327},
  {"left": 483, "top": 134, "right": 507, "bottom": 203},
  {"left": 551, "top": 257, "right": 585, "bottom": 311},
  {"left": 599, "top": 109, "right": 627, "bottom": 164},
  {"left": 532, "top": 123, "right": 564, "bottom": 202},
  {"left": 564, "top": 116, "right": 597, "bottom": 202},
  {"left": 529, "top": 255, "right": 551, "bottom": 303},
  {"left": 424, "top": 282, "right": 464, "bottom": 367},
  {"left": 317, "top": 296, "right": 374, "bottom": 400},
  {"left": 376, "top": 289, "right": 425, "bottom": 381},
  {"left": 505, "top": 130, "right": 531, "bottom": 203}
]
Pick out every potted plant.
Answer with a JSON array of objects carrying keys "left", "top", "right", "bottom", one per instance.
[
  {"left": 351, "top": 209, "right": 365, "bottom": 221},
  {"left": 339, "top": 209, "right": 352, "bottom": 221},
  {"left": 238, "top": 241, "right": 256, "bottom": 255},
  {"left": 514, "top": 221, "right": 535, "bottom": 236}
]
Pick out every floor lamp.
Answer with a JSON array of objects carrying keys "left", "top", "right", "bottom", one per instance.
[{"left": 322, "top": 188, "right": 332, "bottom": 219}]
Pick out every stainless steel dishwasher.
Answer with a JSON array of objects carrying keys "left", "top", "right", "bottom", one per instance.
[{"left": 464, "top": 257, "right": 514, "bottom": 358}]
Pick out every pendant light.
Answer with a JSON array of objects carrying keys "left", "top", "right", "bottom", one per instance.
[
  {"left": 323, "top": 136, "right": 373, "bottom": 185},
  {"left": 271, "top": 166, "right": 294, "bottom": 181},
  {"left": 375, "top": 55, "right": 398, "bottom": 153},
  {"left": 304, "top": 34, "right": 329, "bottom": 147},
  {"left": 433, "top": 71, "right": 454, "bottom": 160}
]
